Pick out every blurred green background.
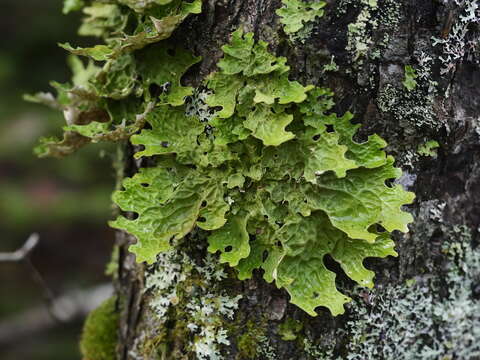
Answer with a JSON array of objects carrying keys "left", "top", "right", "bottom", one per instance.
[{"left": 0, "top": 0, "right": 116, "bottom": 358}]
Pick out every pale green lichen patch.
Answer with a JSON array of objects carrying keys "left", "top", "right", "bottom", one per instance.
[
  {"left": 141, "top": 244, "right": 242, "bottom": 360},
  {"left": 344, "top": 224, "right": 480, "bottom": 360},
  {"left": 339, "top": 0, "right": 400, "bottom": 65},
  {"left": 432, "top": 0, "right": 480, "bottom": 74}
]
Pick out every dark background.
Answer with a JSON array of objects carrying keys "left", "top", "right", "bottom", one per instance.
[{"left": 0, "top": 1, "right": 115, "bottom": 358}]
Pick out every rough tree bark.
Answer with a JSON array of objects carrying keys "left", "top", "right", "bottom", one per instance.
[{"left": 114, "top": 1, "right": 480, "bottom": 359}]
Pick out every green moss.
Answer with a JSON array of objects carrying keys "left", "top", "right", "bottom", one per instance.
[
  {"left": 237, "top": 320, "right": 267, "bottom": 359},
  {"left": 79, "top": 297, "right": 119, "bottom": 360},
  {"left": 104, "top": 245, "right": 119, "bottom": 277},
  {"left": 278, "top": 317, "right": 303, "bottom": 341},
  {"left": 138, "top": 333, "right": 167, "bottom": 359}
]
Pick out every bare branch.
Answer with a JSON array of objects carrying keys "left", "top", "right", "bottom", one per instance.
[
  {"left": 0, "top": 233, "right": 69, "bottom": 322},
  {"left": 0, "top": 233, "right": 39, "bottom": 262},
  {"left": 0, "top": 284, "right": 113, "bottom": 346}
]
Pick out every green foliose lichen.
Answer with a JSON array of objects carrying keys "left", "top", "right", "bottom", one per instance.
[
  {"left": 403, "top": 65, "right": 418, "bottom": 91},
  {"left": 80, "top": 297, "right": 119, "bottom": 360},
  {"left": 417, "top": 140, "right": 439, "bottom": 158},
  {"left": 110, "top": 29, "right": 414, "bottom": 316},
  {"left": 276, "top": 0, "right": 326, "bottom": 35},
  {"left": 34, "top": 0, "right": 415, "bottom": 319},
  {"left": 27, "top": 0, "right": 201, "bottom": 157}
]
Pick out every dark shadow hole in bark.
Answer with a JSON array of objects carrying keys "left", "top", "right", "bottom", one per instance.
[
  {"left": 225, "top": 246, "right": 233, "bottom": 252},
  {"left": 312, "top": 134, "right": 320, "bottom": 141},
  {"left": 141, "top": 183, "right": 149, "bottom": 188},
  {"left": 161, "top": 141, "right": 169, "bottom": 148},
  {"left": 325, "top": 124, "right": 334, "bottom": 133},
  {"left": 201, "top": 200, "right": 207, "bottom": 208},
  {"left": 197, "top": 216, "right": 206, "bottom": 223},
  {"left": 375, "top": 224, "right": 387, "bottom": 233}
]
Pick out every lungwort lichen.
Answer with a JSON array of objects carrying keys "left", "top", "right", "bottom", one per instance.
[
  {"left": 33, "top": 0, "right": 414, "bottom": 317},
  {"left": 110, "top": 29, "right": 415, "bottom": 316}
]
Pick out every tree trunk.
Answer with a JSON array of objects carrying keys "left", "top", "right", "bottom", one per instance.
[{"left": 114, "top": 1, "right": 480, "bottom": 359}]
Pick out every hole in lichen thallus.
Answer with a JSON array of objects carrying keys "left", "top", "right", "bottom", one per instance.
[
  {"left": 384, "top": 178, "right": 395, "bottom": 188},
  {"left": 149, "top": 83, "right": 162, "bottom": 98},
  {"left": 262, "top": 250, "right": 269, "bottom": 262}
]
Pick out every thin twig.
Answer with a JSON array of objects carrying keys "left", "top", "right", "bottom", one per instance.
[
  {"left": 0, "top": 283, "right": 113, "bottom": 346},
  {"left": 0, "top": 233, "right": 39, "bottom": 262},
  {"left": 0, "top": 233, "right": 63, "bottom": 322}
]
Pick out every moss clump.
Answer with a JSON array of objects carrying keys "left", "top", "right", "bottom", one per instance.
[
  {"left": 237, "top": 320, "right": 267, "bottom": 359},
  {"left": 80, "top": 296, "right": 119, "bottom": 360}
]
